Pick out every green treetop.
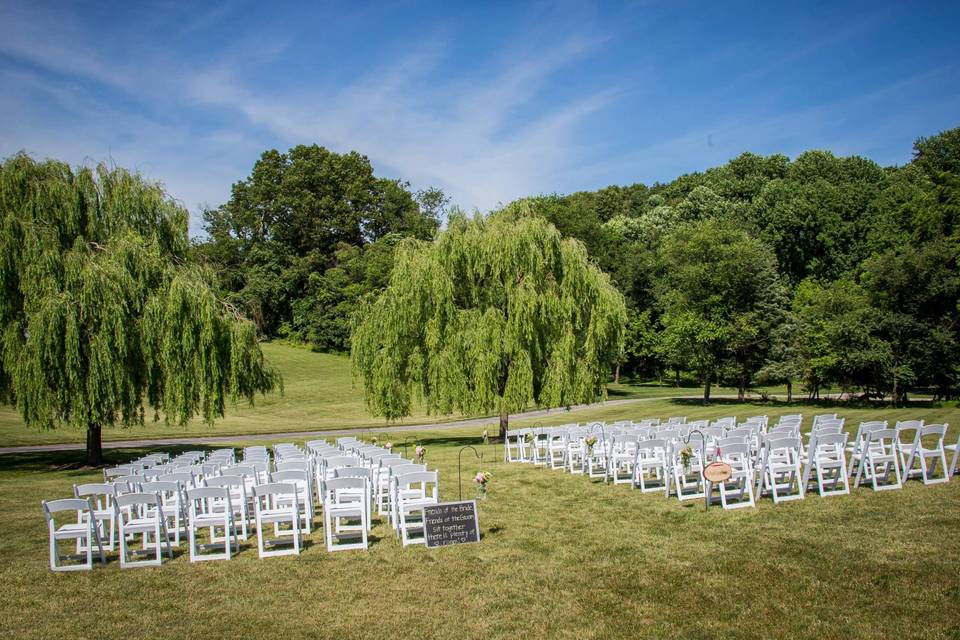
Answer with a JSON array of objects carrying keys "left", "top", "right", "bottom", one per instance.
[
  {"left": 351, "top": 210, "right": 626, "bottom": 437},
  {"left": 0, "top": 155, "right": 280, "bottom": 464}
]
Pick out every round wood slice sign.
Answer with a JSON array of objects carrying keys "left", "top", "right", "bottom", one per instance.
[{"left": 703, "top": 462, "right": 733, "bottom": 483}]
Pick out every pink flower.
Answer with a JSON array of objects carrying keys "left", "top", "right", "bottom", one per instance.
[
  {"left": 385, "top": 442, "right": 392, "bottom": 450},
  {"left": 415, "top": 445, "right": 425, "bottom": 457},
  {"left": 474, "top": 471, "right": 490, "bottom": 485}
]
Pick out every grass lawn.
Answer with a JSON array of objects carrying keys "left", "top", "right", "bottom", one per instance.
[
  {"left": 2, "top": 401, "right": 959, "bottom": 639},
  {"left": 0, "top": 342, "right": 782, "bottom": 447}
]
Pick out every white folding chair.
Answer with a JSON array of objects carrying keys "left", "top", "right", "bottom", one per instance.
[
  {"left": 323, "top": 477, "right": 370, "bottom": 552},
  {"left": 854, "top": 429, "right": 903, "bottom": 491},
  {"left": 269, "top": 470, "right": 314, "bottom": 534},
  {"left": 672, "top": 441, "right": 706, "bottom": 502},
  {"left": 395, "top": 471, "right": 439, "bottom": 547},
  {"left": 632, "top": 439, "right": 669, "bottom": 493},
  {"left": 252, "top": 483, "right": 302, "bottom": 558},
  {"left": 205, "top": 475, "right": 251, "bottom": 540},
  {"left": 42, "top": 498, "right": 105, "bottom": 572},
  {"left": 801, "top": 432, "right": 850, "bottom": 497},
  {"left": 187, "top": 486, "right": 239, "bottom": 561},
  {"left": 389, "top": 463, "right": 427, "bottom": 528},
  {"left": 609, "top": 434, "right": 638, "bottom": 485},
  {"left": 140, "top": 480, "right": 186, "bottom": 546},
  {"left": 947, "top": 432, "right": 960, "bottom": 478},
  {"left": 115, "top": 492, "right": 173, "bottom": 568},
  {"left": 334, "top": 467, "right": 374, "bottom": 527},
  {"left": 757, "top": 436, "right": 804, "bottom": 504},
  {"left": 900, "top": 423, "right": 950, "bottom": 485},
  {"left": 717, "top": 443, "right": 755, "bottom": 509},
  {"left": 73, "top": 483, "right": 117, "bottom": 552}
]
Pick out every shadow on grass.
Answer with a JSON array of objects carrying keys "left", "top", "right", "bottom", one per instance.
[
  {"left": 667, "top": 396, "right": 939, "bottom": 410},
  {"left": 0, "top": 438, "right": 504, "bottom": 474}
]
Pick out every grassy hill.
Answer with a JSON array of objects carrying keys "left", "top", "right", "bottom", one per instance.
[{"left": 0, "top": 341, "right": 791, "bottom": 447}]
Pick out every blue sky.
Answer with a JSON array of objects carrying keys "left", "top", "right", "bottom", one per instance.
[{"left": 1, "top": 1, "right": 958, "bottom": 234}]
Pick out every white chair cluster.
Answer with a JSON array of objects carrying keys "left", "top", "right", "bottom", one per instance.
[
  {"left": 42, "top": 439, "right": 441, "bottom": 571},
  {"left": 505, "top": 414, "right": 956, "bottom": 510}
]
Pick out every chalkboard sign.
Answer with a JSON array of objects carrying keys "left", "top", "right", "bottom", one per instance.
[{"left": 423, "top": 500, "right": 480, "bottom": 548}]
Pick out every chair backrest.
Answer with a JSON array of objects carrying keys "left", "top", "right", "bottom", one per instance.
[
  {"left": 324, "top": 456, "right": 360, "bottom": 471},
  {"left": 814, "top": 432, "right": 848, "bottom": 449},
  {"left": 115, "top": 492, "right": 161, "bottom": 510},
  {"left": 869, "top": 428, "right": 898, "bottom": 447},
  {"left": 812, "top": 424, "right": 843, "bottom": 436},
  {"left": 637, "top": 438, "right": 667, "bottom": 454},
  {"left": 325, "top": 476, "right": 367, "bottom": 499},
  {"left": 252, "top": 482, "right": 298, "bottom": 499},
  {"left": 717, "top": 436, "right": 747, "bottom": 449},
  {"left": 390, "top": 463, "right": 427, "bottom": 479},
  {"left": 74, "top": 483, "right": 115, "bottom": 506},
  {"left": 719, "top": 442, "right": 751, "bottom": 462},
  {"left": 206, "top": 475, "right": 245, "bottom": 491},
  {"left": 103, "top": 466, "right": 133, "bottom": 481},
  {"left": 112, "top": 475, "right": 143, "bottom": 493},
  {"left": 43, "top": 498, "right": 92, "bottom": 520},
  {"left": 276, "top": 460, "right": 310, "bottom": 472},
  {"left": 920, "top": 423, "right": 948, "bottom": 441},
  {"left": 162, "top": 471, "right": 196, "bottom": 486},
  {"left": 188, "top": 486, "right": 230, "bottom": 504},
  {"left": 765, "top": 436, "right": 801, "bottom": 456},
  {"left": 140, "top": 481, "right": 181, "bottom": 500},
  {"left": 335, "top": 467, "right": 373, "bottom": 481},
  {"left": 271, "top": 469, "right": 310, "bottom": 485},
  {"left": 395, "top": 471, "right": 439, "bottom": 497}
]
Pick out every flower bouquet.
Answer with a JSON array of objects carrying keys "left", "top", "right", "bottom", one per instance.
[
  {"left": 678, "top": 445, "right": 694, "bottom": 471},
  {"left": 475, "top": 471, "right": 491, "bottom": 499},
  {"left": 584, "top": 435, "right": 597, "bottom": 457},
  {"left": 415, "top": 444, "right": 426, "bottom": 464}
]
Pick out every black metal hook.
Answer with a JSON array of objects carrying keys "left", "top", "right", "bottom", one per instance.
[{"left": 458, "top": 445, "right": 483, "bottom": 500}]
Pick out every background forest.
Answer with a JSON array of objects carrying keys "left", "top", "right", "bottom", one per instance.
[{"left": 195, "top": 126, "right": 960, "bottom": 405}]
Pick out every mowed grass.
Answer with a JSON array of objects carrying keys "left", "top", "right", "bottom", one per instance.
[
  {"left": 0, "top": 341, "right": 777, "bottom": 447},
  {"left": 2, "top": 401, "right": 959, "bottom": 639}
]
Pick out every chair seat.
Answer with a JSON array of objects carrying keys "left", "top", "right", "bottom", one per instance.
[
  {"left": 53, "top": 523, "right": 91, "bottom": 539},
  {"left": 122, "top": 518, "right": 161, "bottom": 533},
  {"left": 259, "top": 509, "right": 297, "bottom": 523},
  {"left": 192, "top": 514, "right": 230, "bottom": 527},
  {"left": 399, "top": 498, "right": 437, "bottom": 510}
]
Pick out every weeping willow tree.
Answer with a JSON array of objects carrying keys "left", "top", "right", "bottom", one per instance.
[
  {"left": 351, "top": 211, "right": 626, "bottom": 438},
  {"left": 0, "top": 154, "right": 280, "bottom": 464}
]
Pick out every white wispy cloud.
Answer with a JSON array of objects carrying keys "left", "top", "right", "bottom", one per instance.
[{"left": 0, "top": 1, "right": 619, "bottom": 227}]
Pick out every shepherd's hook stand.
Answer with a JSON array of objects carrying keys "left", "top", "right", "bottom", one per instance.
[
  {"left": 458, "top": 445, "right": 482, "bottom": 501},
  {"left": 683, "top": 428, "right": 710, "bottom": 511}
]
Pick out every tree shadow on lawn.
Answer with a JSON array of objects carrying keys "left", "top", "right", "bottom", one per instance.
[
  {"left": 0, "top": 444, "right": 216, "bottom": 475},
  {"left": 0, "top": 437, "right": 501, "bottom": 475},
  {"left": 666, "top": 396, "right": 938, "bottom": 410}
]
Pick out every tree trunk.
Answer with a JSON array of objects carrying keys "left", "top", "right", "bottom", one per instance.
[
  {"left": 786, "top": 379, "right": 793, "bottom": 403},
  {"left": 892, "top": 367, "right": 899, "bottom": 408},
  {"left": 499, "top": 404, "right": 509, "bottom": 441},
  {"left": 737, "top": 371, "right": 746, "bottom": 402},
  {"left": 703, "top": 376, "right": 712, "bottom": 405},
  {"left": 614, "top": 362, "right": 620, "bottom": 384},
  {"left": 86, "top": 422, "right": 103, "bottom": 467},
  {"left": 674, "top": 366, "right": 681, "bottom": 387}
]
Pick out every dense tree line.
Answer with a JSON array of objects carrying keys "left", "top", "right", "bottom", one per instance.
[
  {"left": 498, "top": 127, "right": 960, "bottom": 403},
  {"left": 197, "top": 127, "right": 960, "bottom": 405}
]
